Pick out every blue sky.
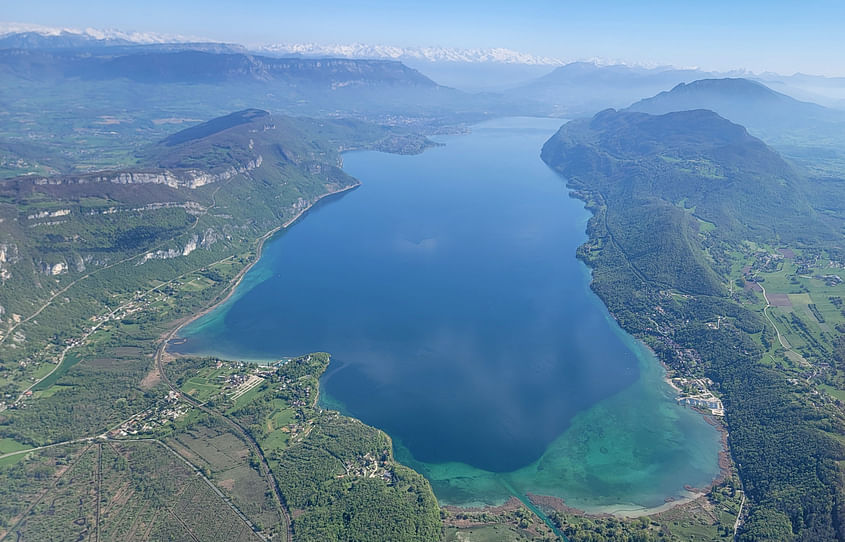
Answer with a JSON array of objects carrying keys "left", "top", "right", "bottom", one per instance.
[{"left": 4, "top": 0, "right": 843, "bottom": 75}]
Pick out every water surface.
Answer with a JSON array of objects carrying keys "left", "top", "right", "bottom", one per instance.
[{"left": 175, "top": 117, "right": 721, "bottom": 511}]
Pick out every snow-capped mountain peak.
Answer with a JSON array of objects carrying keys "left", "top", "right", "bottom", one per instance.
[
  {"left": 0, "top": 21, "right": 202, "bottom": 44},
  {"left": 259, "top": 43, "right": 566, "bottom": 66}
]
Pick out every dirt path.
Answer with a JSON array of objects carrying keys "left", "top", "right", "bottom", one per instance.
[
  {"left": 759, "top": 283, "right": 810, "bottom": 366},
  {"left": 94, "top": 443, "right": 102, "bottom": 542},
  {"left": 733, "top": 491, "right": 746, "bottom": 539},
  {"left": 166, "top": 508, "right": 201, "bottom": 542},
  {"left": 0, "top": 435, "right": 98, "bottom": 461}
]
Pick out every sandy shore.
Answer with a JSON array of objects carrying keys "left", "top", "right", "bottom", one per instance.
[
  {"left": 575, "top": 492, "right": 704, "bottom": 518},
  {"left": 525, "top": 490, "right": 707, "bottom": 519},
  {"left": 663, "top": 375, "right": 682, "bottom": 392}
]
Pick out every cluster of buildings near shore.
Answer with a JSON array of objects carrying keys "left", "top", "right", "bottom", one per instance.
[{"left": 673, "top": 377, "right": 725, "bottom": 416}]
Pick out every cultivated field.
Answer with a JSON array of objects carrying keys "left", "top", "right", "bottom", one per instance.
[{"left": 0, "top": 440, "right": 264, "bottom": 542}]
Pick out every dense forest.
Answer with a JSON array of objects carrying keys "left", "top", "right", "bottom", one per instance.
[{"left": 543, "top": 108, "right": 845, "bottom": 541}]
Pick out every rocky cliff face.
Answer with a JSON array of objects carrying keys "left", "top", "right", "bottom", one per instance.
[
  {"left": 138, "top": 227, "right": 221, "bottom": 264},
  {"left": 0, "top": 243, "right": 19, "bottom": 281},
  {"left": 31, "top": 156, "right": 262, "bottom": 189},
  {"left": 85, "top": 201, "right": 207, "bottom": 216}
]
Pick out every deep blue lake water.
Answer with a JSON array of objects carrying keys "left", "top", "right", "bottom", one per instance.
[{"left": 174, "top": 117, "right": 721, "bottom": 511}]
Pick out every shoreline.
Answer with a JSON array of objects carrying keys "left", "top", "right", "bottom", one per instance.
[
  {"left": 443, "top": 483, "right": 714, "bottom": 521},
  {"left": 526, "top": 491, "right": 706, "bottom": 519},
  {"left": 164, "top": 126, "right": 732, "bottom": 524},
  {"left": 663, "top": 374, "right": 682, "bottom": 393},
  {"left": 165, "top": 181, "right": 361, "bottom": 349},
  {"left": 439, "top": 182, "right": 732, "bottom": 522},
  {"left": 564, "top": 185, "right": 733, "bottom": 519}
]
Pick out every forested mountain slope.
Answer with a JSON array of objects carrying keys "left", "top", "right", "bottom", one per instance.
[
  {"left": 543, "top": 108, "right": 845, "bottom": 542},
  {"left": 0, "top": 109, "right": 428, "bottom": 380},
  {"left": 626, "top": 78, "right": 845, "bottom": 171},
  {"left": 627, "top": 78, "right": 845, "bottom": 138}
]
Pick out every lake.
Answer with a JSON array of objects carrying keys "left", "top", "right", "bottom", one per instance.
[{"left": 174, "top": 117, "right": 722, "bottom": 512}]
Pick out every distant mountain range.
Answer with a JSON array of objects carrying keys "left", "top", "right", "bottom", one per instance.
[
  {"left": 259, "top": 44, "right": 571, "bottom": 91},
  {"left": 506, "top": 62, "right": 724, "bottom": 115},
  {"left": 0, "top": 38, "right": 552, "bottom": 134},
  {"left": 79, "top": 51, "right": 437, "bottom": 87},
  {"left": 0, "top": 24, "right": 563, "bottom": 65},
  {"left": 260, "top": 43, "right": 565, "bottom": 66},
  {"left": 0, "top": 22, "right": 202, "bottom": 46},
  {"left": 626, "top": 78, "right": 845, "bottom": 158},
  {"left": 4, "top": 24, "right": 845, "bottom": 101},
  {"left": 0, "top": 26, "right": 565, "bottom": 90},
  {"left": 2, "top": 24, "right": 845, "bottom": 152},
  {"left": 0, "top": 48, "right": 447, "bottom": 94},
  {"left": 758, "top": 73, "right": 845, "bottom": 108},
  {"left": 629, "top": 78, "right": 837, "bottom": 121},
  {"left": 0, "top": 32, "right": 246, "bottom": 55},
  {"left": 0, "top": 42, "right": 512, "bottom": 179}
]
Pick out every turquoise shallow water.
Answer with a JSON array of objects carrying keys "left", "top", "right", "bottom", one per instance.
[{"left": 174, "top": 117, "right": 721, "bottom": 511}]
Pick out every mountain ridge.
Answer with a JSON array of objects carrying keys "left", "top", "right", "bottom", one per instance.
[
  {"left": 542, "top": 108, "right": 818, "bottom": 245},
  {"left": 0, "top": 48, "right": 441, "bottom": 87},
  {"left": 507, "top": 62, "right": 716, "bottom": 115},
  {"left": 625, "top": 77, "right": 845, "bottom": 165},
  {"left": 628, "top": 77, "right": 837, "bottom": 121},
  {"left": 260, "top": 42, "right": 566, "bottom": 65},
  {"left": 0, "top": 23, "right": 204, "bottom": 45}
]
